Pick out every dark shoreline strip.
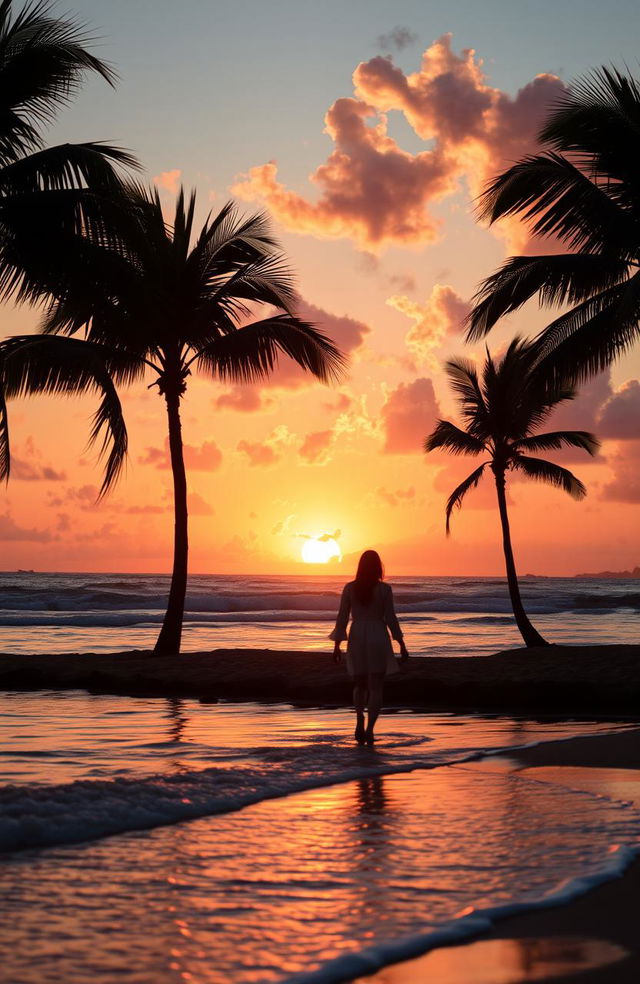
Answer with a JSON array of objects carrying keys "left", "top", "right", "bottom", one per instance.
[{"left": 1, "top": 644, "right": 640, "bottom": 716}]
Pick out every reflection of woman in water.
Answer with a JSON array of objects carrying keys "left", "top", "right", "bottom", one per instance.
[{"left": 330, "top": 550, "right": 408, "bottom": 745}]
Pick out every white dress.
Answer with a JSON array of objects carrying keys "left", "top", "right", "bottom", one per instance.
[{"left": 330, "top": 580, "right": 402, "bottom": 677}]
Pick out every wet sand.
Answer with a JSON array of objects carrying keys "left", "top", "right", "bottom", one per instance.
[
  {"left": 353, "top": 728, "right": 640, "bottom": 983},
  {"left": 1, "top": 643, "right": 640, "bottom": 715}
]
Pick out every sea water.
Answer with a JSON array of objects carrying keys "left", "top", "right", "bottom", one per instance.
[
  {"left": 0, "top": 571, "right": 638, "bottom": 655},
  {"left": 1, "top": 691, "right": 639, "bottom": 983}
]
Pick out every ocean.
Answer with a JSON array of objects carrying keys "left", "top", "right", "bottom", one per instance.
[
  {"left": 0, "top": 570, "right": 638, "bottom": 656},
  {"left": 2, "top": 572, "right": 640, "bottom": 982}
]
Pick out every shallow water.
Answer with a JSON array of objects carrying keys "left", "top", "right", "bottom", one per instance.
[{"left": 1, "top": 692, "right": 639, "bottom": 983}]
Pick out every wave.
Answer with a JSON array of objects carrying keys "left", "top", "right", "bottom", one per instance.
[
  {"left": 280, "top": 843, "right": 638, "bottom": 984},
  {"left": 1, "top": 730, "right": 627, "bottom": 854}
]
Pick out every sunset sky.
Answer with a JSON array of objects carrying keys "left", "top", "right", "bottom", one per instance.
[{"left": 1, "top": 0, "right": 639, "bottom": 575}]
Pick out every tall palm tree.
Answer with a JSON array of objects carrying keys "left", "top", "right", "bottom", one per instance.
[
  {"left": 466, "top": 68, "right": 640, "bottom": 380},
  {"left": 0, "top": 0, "right": 136, "bottom": 304},
  {"left": 0, "top": 186, "right": 346, "bottom": 654},
  {"left": 425, "top": 339, "right": 598, "bottom": 647}
]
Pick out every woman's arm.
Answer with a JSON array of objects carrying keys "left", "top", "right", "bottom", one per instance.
[
  {"left": 329, "top": 583, "right": 351, "bottom": 661},
  {"left": 384, "top": 584, "right": 409, "bottom": 661}
]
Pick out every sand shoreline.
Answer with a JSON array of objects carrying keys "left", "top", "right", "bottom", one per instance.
[{"left": 1, "top": 643, "right": 639, "bottom": 716}]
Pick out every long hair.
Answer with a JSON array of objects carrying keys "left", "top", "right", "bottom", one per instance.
[{"left": 353, "top": 549, "right": 384, "bottom": 605}]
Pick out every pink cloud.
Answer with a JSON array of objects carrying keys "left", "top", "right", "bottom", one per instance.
[
  {"left": 377, "top": 486, "right": 416, "bottom": 506},
  {"left": 233, "top": 36, "right": 566, "bottom": 252},
  {"left": 153, "top": 169, "right": 181, "bottom": 194},
  {"left": 11, "top": 438, "right": 66, "bottom": 481},
  {"left": 232, "top": 98, "right": 454, "bottom": 251},
  {"left": 12, "top": 459, "right": 66, "bottom": 481},
  {"left": 387, "top": 283, "right": 469, "bottom": 365},
  {"left": 213, "top": 386, "right": 275, "bottom": 413},
  {"left": 138, "top": 439, "right": 222, "bottom": 471},
  {"left": 0, "top": 512, "right": 52, "bottom": 542},
  {"left": 125, "top": 504, "right": 167, "bottom": 515},
  {"left": 299, "top": 429, "right": 333, "bottom": 465},
  {"left": 237, "top": 441, "right": 279, "bottom": 467},
  {"left": 187, "top": 491, "right": 215, "bottom": 516},
  {"left": 598, "top": 380, "right": 640, "bottom": 441},
  {"left": 381, "top": 377, "right": 441, "bottom": 454},
  {"left": 601, "top": 440, "right": 640, "bottom": 504}
]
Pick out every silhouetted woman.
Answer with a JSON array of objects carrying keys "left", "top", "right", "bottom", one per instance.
[{"left": 330, "top": 550, "right": 408, "bottom": 745}]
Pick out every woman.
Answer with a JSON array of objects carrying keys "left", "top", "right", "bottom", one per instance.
[{"left": 330, "top": 550, "right": 408, "bottom": 745}]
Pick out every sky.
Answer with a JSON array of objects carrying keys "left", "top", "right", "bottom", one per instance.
[{"left": 1, "top": 0, "right": 640, "bottom": 575}]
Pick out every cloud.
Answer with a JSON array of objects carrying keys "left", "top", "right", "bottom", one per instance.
[
  {"left": 138, "top": 439, "right": 222, "bottom": 471},
  {"left": 187, "top": 491, "right": 215, "bottom": 516},
  {"left": 387, "top": 284, "right": 470, "bottom": 366},
  {"left": 233, "top": 35, "right": 566, "bottom": 252},
  {"left": 376, "top": 26, "right": 418, "bottom": 53},
  {"left": 153, "top": 169, "right": 181, "bottom": 194},
  {"left": 381, "top": 377, "right": 441, "bottom": 453},
  {"left": 125, "top": 504, "right": 167, "bottom": 515},
  {"left": 10, "top": 438, "right": 66, "bottom": 481},
  {"left": 601, "top": 440, "right": 640, "bottom": 504},
  {"left": 237, "top": 425, "right": 293, "bottom": 467},
  {"left": 299, "top": 429, "right": 333, "bottom": 465},
  {"left": 377, "top": 486, "right": 416, "bottom": 506},
  {"left": 212, "top": 386, "right": 275, "bottom": 413},
  {"left": 232, "top": 99, "right": 454, "bottom": 251},
  {"left": 12, "top": 459, "right": 66, "bottom": 481},
  {"left": 597, "top": 380, "right": 640, "bottom": 440},
  {"left": 0, "top": 512, "right": 52, "bottom": 542},
  {"left": 322, "top": 392, "right": 353, "bottom": 413}
]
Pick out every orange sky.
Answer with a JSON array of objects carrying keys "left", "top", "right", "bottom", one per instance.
[{"left": 1, "top": 32, "right": 639, "bottom": 576}]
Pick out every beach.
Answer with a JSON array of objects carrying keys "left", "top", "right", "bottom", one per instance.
[
  {"left": 354, "top": 729, "right": 640, "bottom": 983},
  {"left": 2, "top": 642, "right": 640, "bottom": 716}
]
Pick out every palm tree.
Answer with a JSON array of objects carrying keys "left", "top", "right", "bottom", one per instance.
[
  {"left": 466, "top": 68, "right": 640, "bottom": 381},
  {"left": 0, "top": 186, "right": 346, "bottom": 654},
  {"left": 425, "top": 339, "right": 598, "bottom": 647},
  {"left": 0, "top": 0, "right": 136, "bottom": 304}
]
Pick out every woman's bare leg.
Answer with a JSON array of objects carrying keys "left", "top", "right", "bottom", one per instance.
[
  {"left": 353, "top": 674, "right": 367, "bottom": 741},
  {"left": 365, "top": 672, "right": 385, "bottom": 742}
]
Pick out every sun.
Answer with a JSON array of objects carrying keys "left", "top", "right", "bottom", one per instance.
[{"left": 301, "top": 536, "right": 342, "bottom": 564}]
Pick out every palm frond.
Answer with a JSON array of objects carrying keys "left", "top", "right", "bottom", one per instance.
[
  {"left": 466, "top": 252, "right": 630, "bottom": 340},
  {"left": 192, "top": 314, "right": 347, "bottom": 384},
  {"left": 514, "top": 430, "right": 599, "bottom": 455},
  {"left": 477, "top": 152, "right": 635, "bottom": 256},
  {"left": 443, "top": 357, "right": 488, "bottom": 429},
  {"left": 0, "top": 141, "right": 137, "bottom": 194},
  {"left": 535, "top": 272, "right": 640, "bottom": 381},
  {"left": 444, "top": 463, "right": 487, "bottom": 534},
  {"left": 424, "top": 419, "right": 486, "bottom": 456},
  {"left": 0, "top": 0, "right": 116, "bottom": 135},
  {"left": 0, "top": 333, "right": 127, "bottom": 495},
  {"left": 511, "top": 454, "right": 587, "bottom": 499}
]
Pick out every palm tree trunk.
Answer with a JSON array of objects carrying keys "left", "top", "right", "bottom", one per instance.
[
  {"left": 493, "top": 468, "right": 549, "bottom": 648},
  {"left": 154, "top": 388, "right": 188, "bottom": 655}
]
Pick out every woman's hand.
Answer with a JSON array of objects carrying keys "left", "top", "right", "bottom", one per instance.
[
  {"left": 399, "top": 641, "right": 409, "bottom": 664},
  {"left": 333, "top": 644, "right": 342, "bottom": 664}
]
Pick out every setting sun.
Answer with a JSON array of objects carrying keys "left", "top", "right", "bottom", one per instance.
[{"left": 301, "top": 536, "right": 342, "bottom": 564}]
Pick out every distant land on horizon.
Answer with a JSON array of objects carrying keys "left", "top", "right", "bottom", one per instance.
[{"left": 573, "top": 566, "right": 640, "bottom": 580}]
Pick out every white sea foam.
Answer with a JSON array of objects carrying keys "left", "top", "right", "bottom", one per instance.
[
  {"left": 278, "top": 844, "right": 638, "bottom": 984},
  {"left": 1, "top": 729, "right": 629, "bottom": 853}
]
